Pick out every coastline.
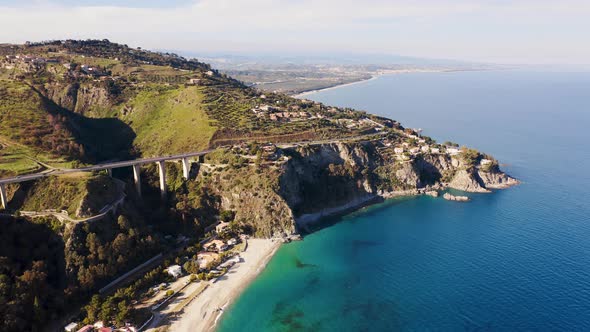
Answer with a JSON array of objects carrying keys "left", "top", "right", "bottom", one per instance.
[
  {"left": 292, "top": 75, "right": 380, "bottom": 98},
  {"left": 168, "top": 238, "right": 282, "bottom": 332},
  {"left": 292, "top": 69, "right": 452, "bottom": 98},
  {"left": 162, "top": 181, "right": 518, "bottom": 332}
]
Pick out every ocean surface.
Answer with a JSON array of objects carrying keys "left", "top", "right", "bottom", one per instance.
[{"left": 218, "top": 70, "right": 590, "bottom": 331}]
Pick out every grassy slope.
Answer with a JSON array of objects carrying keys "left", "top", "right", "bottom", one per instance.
[
  {"left": 0, "top": 80, "right": 79, "bottom": 176},
  {"left": 0, "top": 40, "right": 369, "bottom": 175},
  {"left": 123, "top": 85, "right": 216, "bottom": 155},
  {"left": 20, "top": 173, "right": 119, "bottom": 216}
]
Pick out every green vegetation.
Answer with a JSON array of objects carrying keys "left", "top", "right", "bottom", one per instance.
[
  {"left": 0, "top": 39, "right": 385, "bottom": 174},
  {"left": 20, "top": 173, "right": 119, "bottom": 216},
  {"left": 460, "top": 147, "right": 481, "bottom": 168},
  {"left": 82, "top": 265, "right": 168, "bottom": 327},
  {"left": 0, "top": 80, "right": 83, "bottom": 173},
  {"left": 374, "top": 164, "right": 411, "bottom": 191},
  {"left": 0, "top": 215, "right": 66, "bottom": 332},
  {"left": 122, "top": 85, "right": 216, "bottom": 155}
]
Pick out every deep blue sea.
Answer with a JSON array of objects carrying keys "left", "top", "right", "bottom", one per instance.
[{"left": 218, "top": 70, "right": 590, "bottom": 331}]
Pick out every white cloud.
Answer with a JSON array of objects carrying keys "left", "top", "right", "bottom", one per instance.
[{"left": 1, "top": 0, "right": 589, "bottom": 63}]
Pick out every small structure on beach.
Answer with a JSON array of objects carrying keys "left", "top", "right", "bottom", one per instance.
[
  {"left": 167, "top": 265, "right": 183, "bottom": 278},
  {"left": 197, "top": 252, "right": 219, "bottom": 270},
  {"left": 64, "top": 322, "right": 78, "bottom": 332},
  {"left": 216, "top": 222, "right": 230, "bottom": 233},
  {"left": 203, "top": 239, "right": 227, "bottom": 252}
]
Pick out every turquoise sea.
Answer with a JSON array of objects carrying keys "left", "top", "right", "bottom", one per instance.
[{"left": 218, "top": 70, "right": 590, "bottom": 331}]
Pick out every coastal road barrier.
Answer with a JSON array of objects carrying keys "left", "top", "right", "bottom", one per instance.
[
  {"left": 137, "top": 314, "right": 154, "bottom": 332},
  {"left": 99, "top": 253, "right": 163, "bottom": 294},
  {"left": 170, "top": 282, "right": 210, "bottom": 315},
  {"left": 152, "top": 278, "right": 195, "bottom": 312}
]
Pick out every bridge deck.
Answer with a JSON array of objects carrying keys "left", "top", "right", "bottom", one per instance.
[{"left": 0, "top": 150, "right": 213, "bottom": 185}]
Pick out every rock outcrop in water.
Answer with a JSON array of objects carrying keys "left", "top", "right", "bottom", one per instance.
[{"left": 443, "top": 193, "right": 470, "bottom": 202}]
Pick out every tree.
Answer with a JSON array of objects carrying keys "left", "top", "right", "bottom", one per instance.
[
  {"left": 255, "top": 149, "right": 263, "bottom": 168},
  {"left": 112, "top": 233, "right": 129, "bottom": 253},
  {"left": 220, "top": 210, "right": 235, "bottom": 223},
  {"left": 115, "top": 300, "right": 129, "bottom": 326},
  {"left": 84, "top": 295, "right": 101, "bottom": 324},
  {"left": 117, "top": 215, "right": 131, "bottom": 231},
  {"left": 99, "top": 297, "right": 114, "bottom": 323},
  {"left": 33, "top": 296, "right": 44, "bottom": 325}
]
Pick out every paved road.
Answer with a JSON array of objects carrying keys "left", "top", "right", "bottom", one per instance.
[
  {"left": 0, "top": 132, "right": 385, "bottom": 185},
  {"left": 0, "top": 150, "right": 215, "bottom": 185}
]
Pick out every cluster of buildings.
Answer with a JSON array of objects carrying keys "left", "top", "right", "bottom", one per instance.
[
  {"left": 393, "top": 144, "right": 441, "bottom": 155},
  {"left": 193, "top": 237, "right": 239, "bottom": 271},
  {"left": 4, "top": 54, "right": 58, "bottom": 64},
  {"left": 381, "top": 128, "right": 464, "bottom": 161},
  {"left": 80, "top": 64, "right": 106, "bottom": 76},
  {"left": 1, "top": 54, "right": 58, "bottom": 71},
  {"left": 193, "top": 223, "right": 241, "bottom": 271},
  {"left": 268, "top": 111, "right": 310, "bottom": 121},
  {"left": 1, "top": 54, "right": 109, "bottom": 78},
  {"left": 251, "top": 104, "right": 312, "bottom": 122}
]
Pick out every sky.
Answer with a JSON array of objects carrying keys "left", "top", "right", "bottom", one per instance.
[{"left": 0, "top": 0, "right": 589, "bottom": 65}]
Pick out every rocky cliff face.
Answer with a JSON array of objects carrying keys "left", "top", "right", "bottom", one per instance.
[
  {"left": 278, "top": 142, "right": 377, "bottom": 217},
  {"left": 272, "top": 141, "right": 518, "bottom": 231},
  {"left": 41, "top": 82, "right": 114, "bottom": 116},
  {"left": 196, "top": 163, "right": 296, "bottom": 238},
  {"left": 477, "top": 169, "right": 520, "bottom": 189}
]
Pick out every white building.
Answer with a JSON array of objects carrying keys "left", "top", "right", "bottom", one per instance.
[
  {"left": 167, "top": 265, "right": 183, "bottom": 278},
  {"left": 430, "top": 148, "right": 440, "bottom": 154},
  {"left": 447, "top": 147, "right": 461, "bottom": 155},
  {"left": 481, "top": 159, "right": 493, "bottom": 165},
  {"left": 409, "top": 147, "right": 420, "bottom": 154},
  {"left": 394, "top": 147, "right": 404, "bottom": 154},
  {"left": 421, "top": 145, "right": 430, "bottom": 152},
  {"left": 64, "top": 322, "right": 77, "bottom": 332}
]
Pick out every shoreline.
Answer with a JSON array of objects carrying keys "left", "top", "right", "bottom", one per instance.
[
  {"left": 163, "top": 181, "right": 518, "bottom": 332},
  {"left": 169, "top": 194, "right": 420, "bottom": 332},
  {"left": 168, "top": 238, "right": 282, "bottom": 332},
  {"left": 292, "top": 75, "right": 380, "bottom": 98},
  {"left": 292, "top": 69, "right": 454, "bottom": 98}
]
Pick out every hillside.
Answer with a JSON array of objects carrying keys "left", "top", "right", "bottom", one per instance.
[
  {"left": 0, "top": 39, "right": 389, "bottom": 175},
  {"left": 0, "top": 80, "right": 83, "bottom": 176}
]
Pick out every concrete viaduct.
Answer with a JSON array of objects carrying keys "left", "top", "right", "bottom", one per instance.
[{"left": 0, "top": 149, "right": 213, "bottom": 210}]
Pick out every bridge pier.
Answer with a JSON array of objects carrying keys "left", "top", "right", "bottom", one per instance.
[
  {"left": 132, "top": 164, "right": 142, "bottom": 197},
  {"left": 182, "top": 157, "right": 191, "bottom": 180},
  {"left": 0, "top": 184, "right": 7, "bottom": 210},
  {"left": 106, "top": 168, "right": 113, "bottom": 177},
  {"left": 157, "top": 161, "right": 167, "bottom": 198}
]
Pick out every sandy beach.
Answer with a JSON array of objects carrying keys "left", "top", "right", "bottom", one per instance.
[
  {"left": 167, "top": 238, "right": 282, "bottom": 332},
  {"left": 292, "top": 68, "right": 454, "bottom": 98}
]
